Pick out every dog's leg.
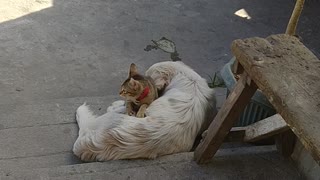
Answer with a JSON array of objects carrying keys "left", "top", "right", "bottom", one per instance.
[{"left": 107, "top": 100, "right": 126, "bottom": 113}]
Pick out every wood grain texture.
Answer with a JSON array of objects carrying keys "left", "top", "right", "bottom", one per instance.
[
  {"left": 232, "top": 60, "right": 244, "bottom": 75},
  {"left": 225, "top": 127, "right": 246, "bottom": 142},
  {"left": 232, "top": 34, "right": 320, "bottom": 164},
  {"left": 244, "top": 114, "right": 289, "bottom": 142},
  {"left": 194, "top": 73, "right": 257, "bottom": 164}
]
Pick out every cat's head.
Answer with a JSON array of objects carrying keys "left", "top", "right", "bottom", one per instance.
[{"left": 119, "top": 63, "right": 144, "bottom": 100}]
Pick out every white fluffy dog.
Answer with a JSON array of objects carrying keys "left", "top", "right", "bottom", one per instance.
[{"left": 73, "top": 61, "right": 217, "bottom": 161}]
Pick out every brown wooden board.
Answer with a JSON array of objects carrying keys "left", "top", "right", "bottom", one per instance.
[
  {"left": 244, "top": 114, "right": 289, "bottom": 142},
  {"left": 232, "top": 34, "right": 320, "bottom": 164},
  {"left": 194, "top": 73, "right": 257, "bottom": 164},
  {"left": 225, "top": 127, "right": 246, "bottom": 142}
]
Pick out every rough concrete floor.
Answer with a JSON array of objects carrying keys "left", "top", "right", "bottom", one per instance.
[
  {"left": 1, "top": 0, "right": 319, "bottom": 103},
  {"left": 0, "top": 0, "right": 319, "bottom": 179},
  {"left": 7, "top": 147, "right": 302, "bottom": 180}
]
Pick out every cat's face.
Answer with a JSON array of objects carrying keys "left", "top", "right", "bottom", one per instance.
[
  {"left": 119, "top": 63, "right": 143, "bottom": 101},
  {"left": 120, "top": 78, "right": 142, "bottom": 100}
]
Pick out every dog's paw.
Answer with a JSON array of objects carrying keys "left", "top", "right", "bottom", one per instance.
[
  {"left": 112, "top": 100, "right": 125, "bottom": 107},
  {"left": 76, "top": 102, "right": 88, "bottom": 123},
  {"left": 107, "top": 100, "right": 126, "bottom": 113}
]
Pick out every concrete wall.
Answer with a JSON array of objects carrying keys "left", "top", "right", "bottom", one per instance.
[{"left": 292, "top": 139, "right": 320, "bottom": 180}]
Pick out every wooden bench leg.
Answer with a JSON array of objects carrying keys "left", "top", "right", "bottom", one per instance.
[{"left": 194, "top": 72, "right": 257, "bottom": 164}]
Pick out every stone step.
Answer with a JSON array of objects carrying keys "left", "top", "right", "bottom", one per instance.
[
  {"left": 0, "top": 93, "right": 225, "bottom": 175},
  {"left": 0, "top": 95, "right": 119, "bottom": 174},
  {"left": 3, "top": 145, "right": 302, "bottom": 180},
  {"left": 0, "top": 95, "right": 119, "bottom": 129},
  {"left": 0, "top": 96, "right": 302, "bottom": 180}
]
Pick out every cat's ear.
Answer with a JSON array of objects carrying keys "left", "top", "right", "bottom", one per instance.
[
  {"left": 129, "top": 78, "right": 138, "bottom": 90},
  {"left": 129, "top": 63, "right": 138, "bottom": 77}
]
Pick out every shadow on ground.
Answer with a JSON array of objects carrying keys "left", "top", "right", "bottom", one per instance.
[
  {"left": 0, "top": 0, "right": 318, "bottom": 173},
  {"left": 2, "top": 0, "right": 319, "bottom": 104}
]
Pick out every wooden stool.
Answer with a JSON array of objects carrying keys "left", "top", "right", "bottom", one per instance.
[{"left": 194, "top": 34, "right": 320, "bottom": 165}]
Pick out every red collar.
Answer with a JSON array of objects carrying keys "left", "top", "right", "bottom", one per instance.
[{"left": 136, "top": 87, "right": 150, "bottom": 101}]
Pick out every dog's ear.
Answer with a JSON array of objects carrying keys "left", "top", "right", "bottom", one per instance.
[{"left": 129, "top": 63, "right": 138, "bottom": 77}]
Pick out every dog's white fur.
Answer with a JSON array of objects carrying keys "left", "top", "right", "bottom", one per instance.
[{"left": 73, "top": 61, "right": 216, "bottom": 161}]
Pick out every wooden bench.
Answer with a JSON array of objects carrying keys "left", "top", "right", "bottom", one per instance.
[{"left": 194, "top": 34, "right": 320, "bottom": 164}]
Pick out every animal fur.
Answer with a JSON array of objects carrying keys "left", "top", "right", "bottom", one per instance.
[
  {"left": 73, "top": 61, "right": 217, "bottom": 161},
  {"left": 120, "top": 63, "right": 158, "bottom": 118}
]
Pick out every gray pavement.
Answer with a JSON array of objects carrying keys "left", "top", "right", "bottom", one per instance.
[
  {"left": 2, "top": 146, "right": 303, "bottom": 179},
  {"left": 1, "top": 0, "right": 319, "bottom": 104},
  {"left": 0, "top": 0, "right": 318, "bottom": 179}
]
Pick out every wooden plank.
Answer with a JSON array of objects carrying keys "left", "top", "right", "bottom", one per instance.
[
  {"left": 199, "top": 127, "right": 246, "bottom": 144},
  {"left": 225, "top": 127, "right": 246, "bottom": 142},
  {"left": 275, "top": 130, "right": 296, "bottom": 157},
  {"left": 223, "top": 114, "right": 287, "bottom": 143},
  {"left": 232, "top": 60, "right": 244, "bottom": 75},
  {"left": 194, "top": 72, "right": 257, "bottom": 164},
  {"left": 232, "top": 34, "right": 320, "bottom": 164},
  {"left": 244, "top": 114, "right": 289, "bottom": 142}
]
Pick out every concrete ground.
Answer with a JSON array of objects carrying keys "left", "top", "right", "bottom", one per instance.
[
  {"left": 7, "top": 147, "right": 302, "bottom": 180},
  {"left": 0, "top": 0, "right": 319, "bottom": 179}
]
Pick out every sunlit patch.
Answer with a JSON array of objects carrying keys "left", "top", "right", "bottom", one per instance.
[
  {"left": 234, "top": 8, "right": 251, "bottom": 20},
  {"left": 0, "top": 0, "right": 53, "bottom": 23}
]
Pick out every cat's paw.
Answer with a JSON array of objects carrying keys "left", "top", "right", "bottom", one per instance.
[
  {"left": 128, "top": 111, "right": 136, "bottom": 116},
  {"left": 136, "top": 112, "right": 145, "bottom": 118}
]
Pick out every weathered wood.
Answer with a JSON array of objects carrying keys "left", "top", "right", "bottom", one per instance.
[
  {"left": 232, "top": 34, "right": 320, "bottom": 164},
  {"left": 223, "top": 114, "right": 287, "bottom": 143},
  {"left": 276, "top": 130, "right": 296, "bottom": 157},
  {"left": 244, "top": 114, "right": 289, "bottom": 142},
  {"left": 225, "top": 127, "right": 246, "bottom": 142},
  {"left": 232, "top": 60, "right": 244, "bottom": 75},
  {"left": 194, "top": 72, "right": 257, "bottom": 164}
]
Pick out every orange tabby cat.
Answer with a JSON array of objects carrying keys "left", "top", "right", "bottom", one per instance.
[{"left": 119, "top": 63, "right": 158, "bottom": 118}]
